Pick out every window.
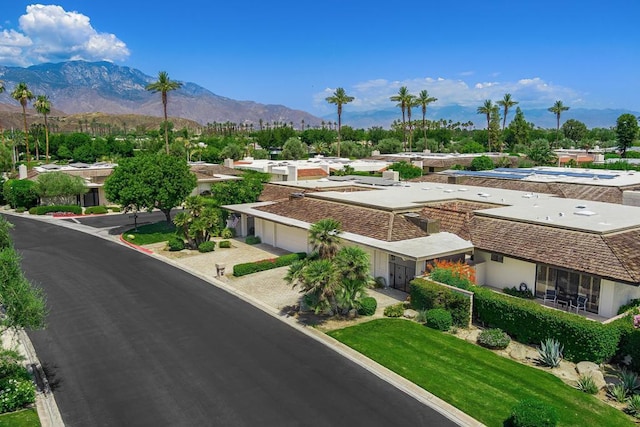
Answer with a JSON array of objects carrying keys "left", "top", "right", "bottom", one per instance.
[
  {"left": 535, "top": 264, "right": 600, "bottom": 313},
  {"left": 490, "top": 253, "right": 504, "bottom": 263}
]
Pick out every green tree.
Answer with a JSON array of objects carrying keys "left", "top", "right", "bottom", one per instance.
[
  {"left": 390, "top": 86, "right": 411, "bottom": 150},
  {"left": 325, "top": 87, "right": 354, "bottom": 158},
  {"left": 173, "top": 196, "right": 223, "bottom": 249},
  {"left": 35, "top": 171, "right": 88, "bottom": 205},
  {"left": 489, "top": 106, "right": 502, "bottom": 152},
  {"left": 281, "top": 137, "right": 308, "bottom": 160},
  {"left": 527, "top": 139, "right": 557, "bottom": 165},
  {"left": 375, "top": 138, "right": 402, "bottom": 154},
  {"left": 104, "top": 154, "right": 196, "bottom": 223},
  {"left": 388, "top": 161, "right": 422, "bottom": 180},
  {"left": 505, "top": 107, "right": 532, "bottom": 150},
  {"left": 470, "top": 155, "right": 495, "bottom": 171},
  {"left": 417, "top": 90, "right": 437, "bottom": 147},
  {"left": 616, "top": 113, "right": 639, "bottom": 158},
  {"left": 496, "top": 93, "right": 518, "bottom": 131},
  {"left": 145, "top": 71, "right": 183, "bottom": 155},
  {"left": 209, "top": 171, "right": 268, "bottom": 206},
  {"left": 2, "top": 179, "right": 38, "bottom": 209},
  {"left": 34, "top": 95, "right": 52, "bottom": 163},
  {"left": 11, "top": 83, "right": 34, "bottom": 166},
  {"left": 309, "top": 218, "right": 342, "bottom": 260},
  {"left": 548, "top": 100, "right": 570, "bottom": 147},
  {"left": 333, "top": 246, "right": 372, "bottom": 314},
  {"left": 476, "top": 100, "right": 495, "bottom": 152},
  {"left": 562, "top": 119, "right": 588, "bottom": 143},
  {"left": 220, "top": 142, "right": 245, "bottom": 160}
]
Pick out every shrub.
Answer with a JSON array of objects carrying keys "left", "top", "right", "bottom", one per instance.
[
  {"left": 33, "top": 205, "right": 82, "bottom": 215},
  {"left": 473, "top": 286, "right": 620, "bottom": 363},
  {"left": 233, "top": 252, "right": 306, "bottom": 276},
  {"left": 627, "top": 394, "right": 640, "bottom": 418},
  {"left": 357, "top": 297, "right": 377, "bottom": 316},
  {"left": 3, "top": 179, "right": 38, "bottom": 210},
  {"left": 0, "top": 378, "right": 36, "bottom": 413},
  {"left": 108, "top": 206, "right": 121, "bottom": 212},
  {"left": 575, "top": 374, "right": 599, "bottom": 394},
  {"left": 245, "top": 235, "right": 261, "bottom": 245},
  {"left": 167, "top": 237, "right": 185, "bottom": 252},
  {"left": 427, "top": 259, "right": 475, "bottom": 290},
  {"left": 510, "top": 398, "right": 557, "bottom": 427},
  {"left": 618, "top": 298, "right": 640, "bottom": 315},
  {"left": 410, "top": 278, "right": 471, "bottom": 327},
  {"left": 608, "top": 383, "right": 628, "bottom": 403},
  {"left": 537, "top": 338, "right": 563, "bottom": 368},
  {"left": 15, "top": 208, "right": 26, "bottom": 213},
  {"left": 477, "top": 328, "right": 511, "bottom": 349},
  {"left": 425, "top": 308, "right": 452, "bottom": 331},
  {"left": 383, "top": 303, "right": 405, "bottom": 318},
  {"left": 198, "top": 241, "right": 216, "bottom": 253},
  {"left": 84, "top": 205, "right": 108, "bottom": 215},
  {"left": 619, "top": 368, "right": 639, "bottom": 395},
  {"left": 415, "top": 309, "right": 428, "bottom": 323},
  {"left": 470, "top": 155, "right": 495, "bottom": 171},
  {"left": 221, "top": 228, "right": 235, "bottom": 239},
  {"left": 503, "top": 286, "right": 535, "bottom": 299},
  {"left": 218, "top": 240, "right": 231, "bottom": 248}
]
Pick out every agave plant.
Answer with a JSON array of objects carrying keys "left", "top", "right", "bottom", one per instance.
[
  {"left": 608, "top": 383, "right": 628, "bottom": 403},
  {"left": 537, "top": 338, "right": 563, "bottom": 368},
  {"left": 627, "top": 394, "right": 640, "bottom": 418},
  {"left": 619, "top": 368, "right": 639, "bottom": 396},
  {"left": 575, "top": 374, "right": 599, "bottom": 394}
]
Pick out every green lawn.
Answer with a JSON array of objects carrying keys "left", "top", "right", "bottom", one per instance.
[
  {"left": 122, "top": 221, "right": 177, "bottom": 245},
  {"left": 0, "top": 408, "right": 40, "bottom": 427},
  {"left": 328, "top": 319, "right": 634, "bottom": 427}
]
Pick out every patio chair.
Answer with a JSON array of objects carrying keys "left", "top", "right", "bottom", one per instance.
[
  {"left": 570, "top": 294, "right": 588, "bottom": 314},
  {"left": 543, "top": 289, "right": 557, "bottom": 306}
]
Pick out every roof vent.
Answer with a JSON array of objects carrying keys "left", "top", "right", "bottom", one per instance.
[
  {"left": 559, "top": 212, "right": 565, "bottom": 217},
  {"left": 477, "top": 192, "right": 491, "bottom": 198},
  {"left": 574, "top": 210, "right": 596, "bottom": 216},
  {"left": 289, "top": 192, "right": 305, "bottom": 200},
  {"left": 575, "top": 204, "right": 587, "bottom": 209}
]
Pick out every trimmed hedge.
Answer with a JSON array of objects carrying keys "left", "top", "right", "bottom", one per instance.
[
  {"left": 167, "top": 237, "right": 185, "bottom": 251},
  {"left": 245, "top": 235, "right": 261, "bottom": 245},
  {"left": 473, "top": 286, "right": 620, "bottom": 363},
  {"left": 198, "top": 241, "right": 216, "bottom": 253},
  {"left": 233, "top": 252, "right": 306, "bottom": 276},
  {"left": 425, "top": 308, "right": 452, "bottom": 331},
  {"left": 410, "top": 278, "right": 471, "bottom": 327},
  {"left": 32, "top": 205, "right": 82, "bottom": 215},
  {"left": 383, "top": 303, "right": 405, "bottom": 318},
  {"left": 218, "top": 240, "right": 231, "bottom": 248},
  {"left": 84, "top": 206, "right": 108, "bottom": 214}
]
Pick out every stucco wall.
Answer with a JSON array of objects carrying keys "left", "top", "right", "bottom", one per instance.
[
  {"left": 600, "top": 280, "right": 640, "bottom": 318},
  {"left": 475, "top": 250, "right": 536, "bottom": 291},
  {"left": 274, "top": 223, "right": 309, "bottom": 253}
]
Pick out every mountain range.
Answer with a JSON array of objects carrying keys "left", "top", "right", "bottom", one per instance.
[{"left": 0, "top": 60, "right": 637, "bottom": 131}]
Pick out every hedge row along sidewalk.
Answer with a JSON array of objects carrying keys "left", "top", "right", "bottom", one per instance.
[{"left": 233, "top": 253, "right": 306, "bottom": 277}]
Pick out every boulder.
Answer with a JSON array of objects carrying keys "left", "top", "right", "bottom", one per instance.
[
  {"left": 403, "top": 309, "right": 418, "bottom": 319},
  {"left": 465, "top": 329, "right": 480, "bottom": 344},
  {"left": 576, "top": 361, "right": 600, "bottom": 376}
]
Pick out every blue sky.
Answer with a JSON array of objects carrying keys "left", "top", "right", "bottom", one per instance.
[{"left": 1, "top": 1, "right": 639, "bottom": 117}]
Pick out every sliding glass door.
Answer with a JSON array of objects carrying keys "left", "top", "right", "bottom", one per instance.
[{"left": 535, "top": 265, "right": 600, "bottom": 313}]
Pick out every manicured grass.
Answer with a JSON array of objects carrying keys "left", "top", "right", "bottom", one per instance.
[
  {"left": 328, "top": 319, "right": 634, "bottom": 427},
  {"left": 122, "top": 221, "right": 177, "bottom": 245},
  {"left": 0, "top": 408, "right": 40, "bottom": 427}
]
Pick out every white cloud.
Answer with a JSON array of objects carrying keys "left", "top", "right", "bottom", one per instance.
[
  {"left": 313, "top": 75, "right": 583, "bottom": 113},
  {"left": 0, "top": 4, "right": 129, "bottom": 66}
]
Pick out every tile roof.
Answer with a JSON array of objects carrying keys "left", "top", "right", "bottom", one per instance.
[
  {"left": 297, "top": 168, "right": 328, "bottom": 178},
  {"left": 420, "top": 200, "right": 498, "bottom": 240},
  {"left": 255, "top": 197, "right": 428, "bottom": 242},
  {"left": 190, "top": 164, "right": 243, "bottom": 176},
  {"left": 258, "top": 184, "right": 318, "bottom": 202},
  {"left": 470, "top": 215, "right": 640, "bottom": 284}
]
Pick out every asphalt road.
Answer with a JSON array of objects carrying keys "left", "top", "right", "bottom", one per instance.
[{"left": 6, "top": 214, "right": 458, "bottom": 427}]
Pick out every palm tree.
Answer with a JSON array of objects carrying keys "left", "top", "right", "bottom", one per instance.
[
  {"left": 548, "top": 100, "right": 570, "bottom": 147},
  {"left": 406, "top": 94, "right": 417, "bottom": 152},
  {"left": 0, "top": 80, "right": 5, "bottom": 145},
  {"left": 477, "top": 99, "right": 494, "bottom": 152},
  {"left": 146, "top": 71, "right": 183, "bottom": 154},
  {"left": 325, "top": 87, "right": 354, "bottom": 158},
  {"left": 34, "top": 95, "right": 51, "bottom": 163},
  {"left": 11, "top": 82, "right": 34, "bottom": 166},
  {"left": 496, "top": 93, "right": 518, "bottom": 131},
  {"left": 309, "top": 218, "right": 342, "bottom": 260},
  {"left": 417, "top": 90, "right": 438, "bottom": 147},
  {"left": 390, "top": 86, "right": 410, "bottom": 150}
]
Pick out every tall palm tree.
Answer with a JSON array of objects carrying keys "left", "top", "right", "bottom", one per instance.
[
  {"left": 405, "top": 94, "right": 417, "bottom": 152},
  {"left": 11, "top": 82, "right": 34, "bottom": 166},
  {"left": 417, "top": 90, "right": 438, "bottom": 146},
  {"left": 390, "top": 86, "right": 410, "bottom": 150},
  {"left": 476, "top": 99, "right": 494, "bottom": 152},
  {"left": 309, "top": 218, "right": 342, "bottom": 260},
  {"left": 325, "top": 87, "right": 354, "bottom": 158},
  {"left": 548, "top": 100, "right": 570, "bottom": 147},
  {"left": 0, "top": 80, "right": 5, "bottom": 146},
  {"left": 145, "top": 71, "right": 183, "bottom": 154},
  {"left": 34, "top": 95, "right": 51, "bottom": 163},
  {"left": 496, "top": 93, "right": 518, "bottom": 131}
]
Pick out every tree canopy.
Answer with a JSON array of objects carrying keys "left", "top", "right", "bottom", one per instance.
[
  {"left": 36, "top": 171, "right": 88, "bottom": 205},
  {"left": 615, "top": 114, "right": 639, "bottom": 158},
  {"left": 104, "top": 153, "right": 196, "bottom": 222}
]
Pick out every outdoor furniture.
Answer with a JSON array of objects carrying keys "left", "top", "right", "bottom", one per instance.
[
  {"left": 543, "top": 289, "right": 557, "bottom": 306},
  {"left": 570, "top": 294, "right": 588, "bottom": 314}
]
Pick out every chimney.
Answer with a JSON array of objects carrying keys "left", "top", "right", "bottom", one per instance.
[
  {"left": 18, "top": 164, "right": 27, "bottom": 180},
  {"left": 382, "top": 170, "right": 399, "bottom": 181},
  {"left": 404, "top": 213, "right": 440, "bottom": 234},
  {"left": 223, "top": 158, "right": 234, "bottom": 168}
]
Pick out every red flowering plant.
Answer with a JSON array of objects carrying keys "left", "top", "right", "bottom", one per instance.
[{"left": 427, "top": 259, "right": 476, "bottom": 290}]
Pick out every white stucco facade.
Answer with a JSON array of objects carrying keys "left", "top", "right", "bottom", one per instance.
[{"left": 474, "top": 250, "right": 536, "bottom": 290}]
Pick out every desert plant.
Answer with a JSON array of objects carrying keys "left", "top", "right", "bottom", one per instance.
[
  {"left": 510, "top": 398, "right": 557, "bottom": 427},
  {"left": 415, "top": 309, "right": 428, "bottom": 323},
  {"left": 357, "top": 296, "right": 377, "bottom": 316},
  {"left": 575, "top": 374, "right": 599, "bottom": 394},
  {"left": 619, "top": 368, "right": 639, "bottom": 395},
  {"left": 537, "top": 338, "right": 563, "bottom": 368},
  {"left": 373, "top": 276, "right": 387, "bottom": 288},
  {"left": 221, "top": 227, "right": 235, "bottom": 239},
  {"left": 218, "top": 240, "right": 231, "bottom": 248},
  {"left": 626, "top": 394, "right": 640, "bottom": 418},
  {"left": 198, "top": 241, "right": 216, "bottom": 253},
  {"left": 608, "top": 383, "right": 628, "bottom": 403},
  {"left": 477, "top": 328, "right": 511, "bottom": 350},
  {"left": 167, "top": 237, "right": 185, "bottom": 252},
  {"left": 425, "top": 308, "right": 452, "bottom": 331},
  {"left": 383, "top": 303, "right": 405, "bottom": 318}
]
